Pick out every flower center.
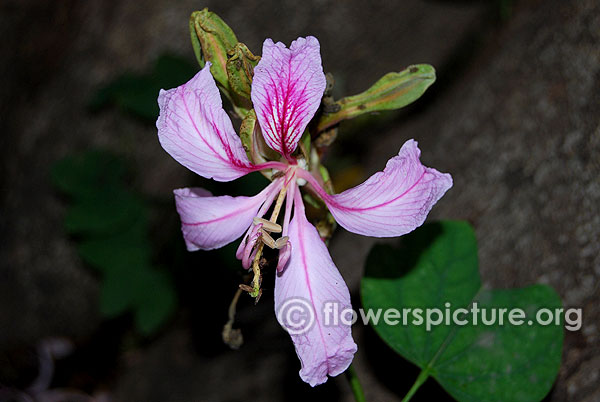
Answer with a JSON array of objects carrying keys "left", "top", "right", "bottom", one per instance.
[{"left": 241, "top": 173, "right": 296, "bottom": 300}]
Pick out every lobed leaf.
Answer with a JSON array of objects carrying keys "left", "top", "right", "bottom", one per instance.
[
  {"left": 52, "top": 151, "right": 177, "bottom": 335},
  {"left": 361, "top": 221, "right": 563, "bottom": 402}
]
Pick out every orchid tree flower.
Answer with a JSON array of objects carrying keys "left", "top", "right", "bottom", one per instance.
[{"left": 157, "top": 36, "right": 452, "bottom": 386}]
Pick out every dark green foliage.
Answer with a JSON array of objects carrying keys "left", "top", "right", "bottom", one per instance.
[
  {"left": 52, "top": 151, "right": 176, "bottom": 335},
  {"left": 362, "top": 221, "right": 563, "bottom": 401}
]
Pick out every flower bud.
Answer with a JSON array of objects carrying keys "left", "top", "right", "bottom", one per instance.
[
  {"left": 240, "top": 110, "right": 280, "bottom": 169},
  {"left": 189, "top": 9, "right": 237, "bottom": 91},
  {"left": 316, "top": 64, "right": 436, "bottom": 132},
  {"left": 227, "top": 43, "right": 260, "bottom": 100}
]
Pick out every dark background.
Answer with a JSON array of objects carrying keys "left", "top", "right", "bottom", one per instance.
[{"left": 1, "top": 0, "right": 599, "bottom": 401}]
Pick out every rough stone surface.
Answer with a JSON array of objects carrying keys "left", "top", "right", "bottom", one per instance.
[{"left": 332, "top": 0, "right": 600, "bottom": 401}]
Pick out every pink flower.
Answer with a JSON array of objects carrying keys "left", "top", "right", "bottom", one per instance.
[{"left": 157, "top": 36, "right": 452, "bottom": 386}]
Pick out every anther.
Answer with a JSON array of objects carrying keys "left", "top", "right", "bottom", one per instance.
[
  {"left": 253, "top": 217, "right": 282, "bottom": 233},
  {"left": 239, "top": 284, "right": 254, "bottom": 293},
  {"left": 274, "top": 236, "right": 289, "bottom": 249},
  {"left": 260, "top": 229, "right": 277, "bottom": 249}
]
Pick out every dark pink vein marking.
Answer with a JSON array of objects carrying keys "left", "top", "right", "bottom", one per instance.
[{"left": 297, "top": 167, "right": 427, "bottom": 212}]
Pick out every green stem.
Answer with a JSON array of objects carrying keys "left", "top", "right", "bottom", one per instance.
[
  {"left": 401, "top": 369, "right": 430, "bottom": 402},
  {"left": 345, "top": 364, "right": 366, "bottom": 402}
]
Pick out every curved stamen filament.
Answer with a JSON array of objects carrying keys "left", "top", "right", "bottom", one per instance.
[
  {"left": 276, "top": 182, "right": 296, "bottom": 272},
  {"left": 235, "top": 178, "right": 283, "bottom": 261},
  {"left": 244, "top": 180, "right": 289, "bottom": 301}
]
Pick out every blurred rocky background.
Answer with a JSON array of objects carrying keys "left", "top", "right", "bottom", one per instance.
[{"left": 1, "top": 0, "right": 598, "bottom": 401}]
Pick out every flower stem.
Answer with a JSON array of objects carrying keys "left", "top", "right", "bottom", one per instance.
[
  {"left": 401, "top": 369, "right": 430, "bottom": 402},
  {"left": 345, "top": 364, "right": 366, "bottom": 402},
  {"left": 222, "top": 287, "right": 244, "bottom": 349}
]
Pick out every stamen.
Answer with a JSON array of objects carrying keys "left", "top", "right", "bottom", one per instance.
[
  {"left": 235, "top": 178, "right": 281, "bottom": 260},
  {"left": 243, "top": 184, "right": 289, "bottom": 300},
  {"left": 277, "top": 182, "right": 296, "bottom": 272},
  {"left": 253, "top": 217, "right": 282, "bottom": 233},
  {"left": 274, "top": 236, "right": 289, "bottom": 249},
  {"left": 260, "top": 229, "right": 277, "bottom": 249}
]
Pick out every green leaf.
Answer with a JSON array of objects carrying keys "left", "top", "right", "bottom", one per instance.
[
  {"left": 132, "top": 269, "right": 177, "bottom": 335},
  {"left": 316, "top": 64, "right": 436, "bottom": 132},
  {"left": 361, "top": 221, "right": 563, "bottom": 402},
  {"left": 100, "top": 264, "right": 176, "bottom": 333},
  {"left": 100, "top": 269, "right": 137, "bottom": 317},
  {"left": 53, "top": 150, "right": 178, "bottom": 336},
  {"left": 100, "top": 264, "right": 176, "bottom": 327},
  {"left": 64, "top": 191, "right": 143, "bottom": 235},
  {"left": 53, "top": 151, "right": 144, "bottom": 235},
  {"left": 51, "top": 151, "right": 127, "bottom": 200},
  {"left": 77, "top": 218, "right": 150, "bottom": 273}
]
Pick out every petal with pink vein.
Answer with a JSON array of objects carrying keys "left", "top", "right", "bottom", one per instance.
[
  {"left": 302, "top": 139, "right": 453, "bottom": 237},
  {"left": 251, "top": 37, "right": 326, "bottom": 159},
  {"left": 174, "top": 182, "right": 279, "bottom": 251},
  {"left": 157, "top": 63, "right": 254, "bottom": 182},
  {"left": 275, "top": 191, "right": 357, "bottom": 386}
]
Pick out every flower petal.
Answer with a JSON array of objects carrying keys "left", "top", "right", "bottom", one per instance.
[
  {"left": 157, "top": 63, "right": 254, "bottom": 182},
  {"left": 275, "top": 190, "right": 357, "bottom": 386},
  {"left": 174, "top": 181, "right": 280, "bottom": 251},
  {"left": 300, "top": 139, "right": 452, "bottom": 237},
  {"left": 251, "top": 37, "right": 326, "bottom": 159}
]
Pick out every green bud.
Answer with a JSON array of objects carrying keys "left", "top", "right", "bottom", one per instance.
[
  {"left": 239, "top": 109, "right": 258, "bottom": 161},
  {"left": 189, "top": 9, "right": 238, "bottom": 91},
  {"left": 240, "top": 110, "right": 280, "bottom": 177},
  {"left": 227, "top": 43, "right": 260, "bottom": 99},
  {"left": 318, "top": 164, "right": 334, "bottom": 195},
  {"left": 302, "top": 193, "right": 323, "bottom": 209},
  {"left": 316, "top": 64, "right": 436, "bottom": 132},
  {"left": 298, "top": 130, "right": 311, "bottom": 163}
]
